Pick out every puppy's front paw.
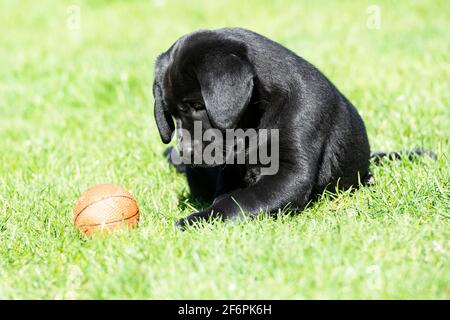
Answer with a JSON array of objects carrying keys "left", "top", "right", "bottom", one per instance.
[{"left": 175, "top": 211, "right": 212, "bottom": 230}]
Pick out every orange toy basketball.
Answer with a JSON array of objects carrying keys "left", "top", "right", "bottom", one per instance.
[{"left": 73, "top": 184, "right": 139, "bottom": 236}]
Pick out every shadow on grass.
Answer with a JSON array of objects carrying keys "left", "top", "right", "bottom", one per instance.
[
  {"left": 172, "top": 155, "right": 437, "bottom": 227},
  {"left": 177, "top": 190, "right": 209, "bottom": 213},
  {"left": 174, "top": 176, "right": 369, "bottom": 224}
]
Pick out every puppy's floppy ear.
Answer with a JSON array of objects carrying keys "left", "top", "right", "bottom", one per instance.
[
  {"left": 196, "top": 53, "right": 254, "bottom": 130},
  {"left": 153, "top": 82, "right": 174, "bottom": 144}
]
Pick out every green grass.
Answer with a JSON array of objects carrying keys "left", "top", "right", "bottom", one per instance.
[{"left": 0, "top": 0, "right": 449, "bottom": 299}]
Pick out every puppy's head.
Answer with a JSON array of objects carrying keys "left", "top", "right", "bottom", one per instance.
[{"left": 153, "top": 32, "right": 255, "bottom": 165}]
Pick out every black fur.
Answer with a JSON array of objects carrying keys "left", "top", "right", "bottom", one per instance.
[
  {"left": 153, "top": 28, "right": 433, "bottom": 229},
  {"left": 370, "top": 148, "right": 436, "bottom": 165}
]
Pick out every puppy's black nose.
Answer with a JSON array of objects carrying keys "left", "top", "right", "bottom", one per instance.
[
  {"left": 179, "top": 139, "right": 203, "bottom": 161},
  {"left": 179, "top": 144, "right": 193, "bottom": 159}
]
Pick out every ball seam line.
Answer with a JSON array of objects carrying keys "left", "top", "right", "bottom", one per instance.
[
  {"left": 76, "top": 209, "right": 140, "bottom": 228},
  {"left": 73, "top": 195, "right": 136, "bottom": 224}
]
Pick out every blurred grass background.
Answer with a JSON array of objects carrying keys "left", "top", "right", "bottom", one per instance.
[{"left": 0, "top": 0, "right": 448, "bottom": 299}]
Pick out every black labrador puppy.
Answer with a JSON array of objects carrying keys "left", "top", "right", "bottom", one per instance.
[{"left": 153, "top": 28, "right": 430, "bottom": 228}]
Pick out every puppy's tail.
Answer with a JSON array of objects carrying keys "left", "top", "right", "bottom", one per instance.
[{"left": 370, "top": 147, "right": 436, "bottom": 166}]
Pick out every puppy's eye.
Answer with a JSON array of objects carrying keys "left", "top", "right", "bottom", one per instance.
[
  {"left": 178, "top": 104, "right": 189, "bottom": 112},
  {"left": 190, "top": 102, "right": 204, "bottom": 110}
]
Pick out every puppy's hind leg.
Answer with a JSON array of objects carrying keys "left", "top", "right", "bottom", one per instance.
[{"left": 362, "top": 170, "right": 375, "bottom": 186}]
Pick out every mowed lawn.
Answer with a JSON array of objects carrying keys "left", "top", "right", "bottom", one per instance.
[{"left": 0, "top": 0, "right": 448, "bottom": 299}]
